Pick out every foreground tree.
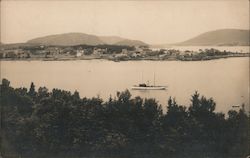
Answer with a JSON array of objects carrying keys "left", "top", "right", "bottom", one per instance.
[{"left": 0, "top": 79, "right": 249, "bottom": 158}]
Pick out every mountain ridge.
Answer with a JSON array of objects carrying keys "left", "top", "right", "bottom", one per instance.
[
  {"left": 154, "top": 29, "right": 249, "bottom": 47},
  {"left": 178, "top": 29, "right": 249, "bottom": 46},
  {"left": 27, "top": 33, "right": 148, "bottom": 46},
  {"left": 17, "top": 29, "right": 250, "bottom": 47}
]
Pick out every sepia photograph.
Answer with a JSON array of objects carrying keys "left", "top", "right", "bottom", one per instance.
[{"left": 0, "top": 0, "right": 249, "bottom": 158}]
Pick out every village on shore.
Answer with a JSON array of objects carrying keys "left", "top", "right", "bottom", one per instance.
[{"left": 0, "top": 44, "right": 249, "bottom": 62}]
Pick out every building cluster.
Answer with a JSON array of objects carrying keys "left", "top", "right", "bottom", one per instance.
[
  {"left": 1, "top": 45, "right": 238, "bottom": 61},
  {"left": 110, "top": 47, "right": 190, "bottom": 61},
  {"left": 0, "top": 48, "right": 31, "bottom": 58},
  {"left": 0, "top": 46, "right": 108, "bottom": 59},
  {"left": 0, "top": 44, "right": 195, "bottom": 60}
]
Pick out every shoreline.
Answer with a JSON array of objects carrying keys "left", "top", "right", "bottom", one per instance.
[{"left": 0, "top": 54, "right": 249, "bottom": 62}]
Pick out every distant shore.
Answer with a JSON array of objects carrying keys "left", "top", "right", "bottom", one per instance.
[
  {"left": 1, "top": 44, "right": 249, "bottom": 62},
  {"left": 0, "top": 53, "right": 249, "bottom": 62}
]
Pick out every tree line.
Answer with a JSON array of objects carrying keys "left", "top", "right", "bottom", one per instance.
[{"left": 0, "top": 79, "right": 249, "bottom": 158}]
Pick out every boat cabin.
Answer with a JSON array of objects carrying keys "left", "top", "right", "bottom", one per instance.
[{"left": 139, "top": 83, "right": 147, "bottom": 87}]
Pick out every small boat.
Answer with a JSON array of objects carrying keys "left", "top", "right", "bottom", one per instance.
[
  {"left": 232, "top": 105, "right": 240, "bottom": 108},
  {"left": 132, "top": 83, "right": 166, "bottom": 90},
  {"left": 131, "top": 72, "right": 166, "bottom": 90}
]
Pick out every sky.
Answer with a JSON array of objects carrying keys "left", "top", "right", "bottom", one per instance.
[{"left": 1, "top": 0, "right": 249, "bottom": 44}]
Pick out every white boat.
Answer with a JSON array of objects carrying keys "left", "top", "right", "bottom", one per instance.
[
  {"left": 131, "top": 73, "right": 166, "bottom": 90},
  {"left": 132, "top": 83, "right": 166, "bottom": 90}
]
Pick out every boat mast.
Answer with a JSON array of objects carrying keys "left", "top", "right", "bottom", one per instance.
[
  {"left": 154, "top": 72, "right": 155, "bottom": 86},
  {"left": 141, "top": 72, "right": 143, "bottom": 83}
]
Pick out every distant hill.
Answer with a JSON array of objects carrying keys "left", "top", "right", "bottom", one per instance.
[
  {"left": 115, "top": 39, "right": 148, "bottom": 46},
  {"left": 152, "top": 29, "right": 250, "bottom": 48},
  {"left": 27, "top": 33, "right": 104, "bottom": 46},
  {"left": 99, "top": 36, "right": 126, "bottom": 45},
  {"left": 27, "top": 33, "right": 148, "bottom": 46},
  {"left": 11, "top": 29, "right": 250, "bottom": 47},
  {"left": 176, "top": 29, "right": 249, "bottom": 46}
]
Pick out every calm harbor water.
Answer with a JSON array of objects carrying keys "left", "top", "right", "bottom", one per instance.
[{"left": 1, "top": 57, "right": 249, "bottom": 113}]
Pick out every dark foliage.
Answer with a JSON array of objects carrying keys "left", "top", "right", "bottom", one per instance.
[{"left": 0, "top": 79, "right": 249, "bottom": 158}]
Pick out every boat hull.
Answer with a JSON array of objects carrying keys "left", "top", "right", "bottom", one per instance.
[{"left": 131, "top": 86, "right": 166, "bottom": 90}]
